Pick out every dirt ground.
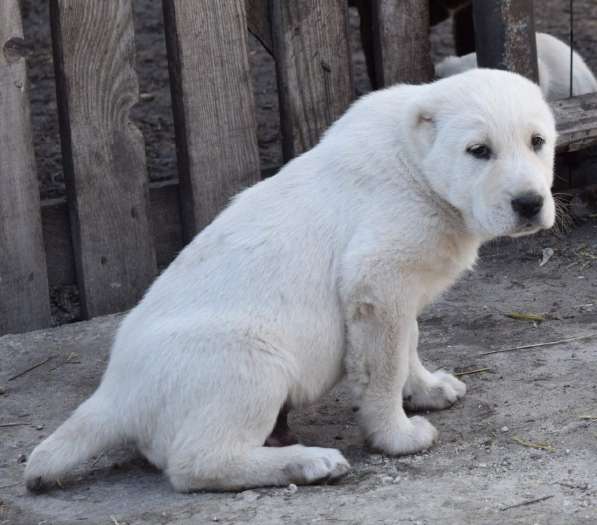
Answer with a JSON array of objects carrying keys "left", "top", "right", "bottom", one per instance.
[{"left": 1, "top": 217, "right": 597, "bottom": 525}]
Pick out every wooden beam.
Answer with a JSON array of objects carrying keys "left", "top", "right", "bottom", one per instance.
[
  {"left": 553, "top": 92, "right": 597, "bottom": 153},
  {"left": 271, "top": 0, "right": 353, "bottom": 160},
  {"left": 163, "top": 0, "right": 261, "bottom": 241},
  {"left": 371, "top": 0, "right": 434, "bottom": 87},
  {"left": 50, "top": 0, "right": 157, "bottom": 319},
  {"left": 0, "top": 0, "right": 51, "bottom": 334},
  {"left": 472, "top": 0, "right": 538, "bottom": 82}
]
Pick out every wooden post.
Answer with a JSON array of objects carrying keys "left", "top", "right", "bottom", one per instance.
[
  {"left": 0, "top": 0, "right": 51, "bottom": 334},
  {"left": 271, "top": 0, "right": 354, "bottom": 160},
  {"left": 472, "top": 0, "right": 539, "bottom": 82},
  {"left": 371, "top": 0, "right": 434, "bottom": 87},
  {"left": 50, "top": 0, "right": 157, "bottom": 319},
  {"left": 163, "top": 0, "right": 261, "bottom": 241}
]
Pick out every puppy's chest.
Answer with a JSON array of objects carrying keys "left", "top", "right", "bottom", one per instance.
[{"left": 414, "top": 238, "right": 478, "bottom": 308}]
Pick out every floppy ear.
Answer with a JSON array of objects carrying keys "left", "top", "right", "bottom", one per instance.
[{"left": 408, "top": 101, "right": 437, "bottom": 159}]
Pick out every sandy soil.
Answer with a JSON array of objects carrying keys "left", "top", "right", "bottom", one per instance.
[{"left": 1, "top": 217, "right": 597, "bottom": 524}]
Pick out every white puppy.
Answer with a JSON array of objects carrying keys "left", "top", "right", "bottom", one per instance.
[
  {"left": 436, "top": 32, "right": 597, "bottom": 100},
  {"left": 25, "top": 69, "right": 556, "bottom": 493}
]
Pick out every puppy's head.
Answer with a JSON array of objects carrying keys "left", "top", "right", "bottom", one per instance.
[{"left": 409, "top": 69, "right": 556, "bottom": 240}]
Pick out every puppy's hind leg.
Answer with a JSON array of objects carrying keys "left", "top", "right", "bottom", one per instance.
[{"left": 166, "top": 374, "right": 349, "bottom": 492}]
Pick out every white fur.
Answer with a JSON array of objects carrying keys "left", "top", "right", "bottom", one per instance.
[
  {"left": 435, "top": 32, "right": 597, "bottom": 100},
  {"left": 25, "top": 69, "right": 556, "bottom": 493}
]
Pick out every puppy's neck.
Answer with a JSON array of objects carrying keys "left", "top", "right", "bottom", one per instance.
[{"left": 396, "top": 151, "right": 470, "bottom": 236}]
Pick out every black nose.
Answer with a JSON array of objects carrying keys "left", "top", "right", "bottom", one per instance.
[{"left": 511, "top": 192, "right": 543, "bottom": 219}]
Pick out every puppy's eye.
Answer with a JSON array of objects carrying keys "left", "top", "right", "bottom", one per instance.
[
  {"left": 466, "top": 144, "right": 492, "bottom": 160},
  {"left": 531, "top": 134, "right": 545, "bottom": 151}
]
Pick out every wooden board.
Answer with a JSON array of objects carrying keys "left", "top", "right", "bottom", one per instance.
[
  {"left": 552, "top": 93, "right": 597, "bottom": 153},
  {"left": 0, "top": 0, "right": 51, "bottom": 334},
  {"left": 42, "top": 181, "right": 183, "bottom": 287},
  {"left": 163, "top": 0, "right": 261, "bottom": 241},
  {"left": 472, "top": 0, "right": 538, "bottom": 82},
  {"left": 371, "top": 0, "right": 434, "bottom": 87},
  {"left": 271, "top": 0, "right": 353, "bottom": 160},
  {"left": 50, "top": 0, "right": 157, "bottom": 319}
]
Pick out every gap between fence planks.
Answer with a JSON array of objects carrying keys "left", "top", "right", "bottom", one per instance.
[
  {"left": 163, "top": 0, "right": 261, "bottom": 241},
  {"left": 50, "top": 0, "right": 156, "bottom": 319},
  {"left": 0, "top": 0, "right": 51, "bottom": 334},
  {"left": 271, "top": 0, "right": 354, "bottom": 160},
  {"left": 246, "top": 0, "right": 272, "bottom": 55}
]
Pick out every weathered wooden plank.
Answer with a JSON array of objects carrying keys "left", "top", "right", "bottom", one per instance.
[
  {"left": 41, "top": 181, "right": 183, "bottom": 287},
  {"left": 472, "top": 0, "right": 538, "bottom": 82},
  {"left": 246, "top": 0, "right": 272, "bottom": 55},
  {"left": 163, "top": 0, "right": 261, "bottom": 241},
  {"left": 271, "top": 0, "right": 354, "bottom": 160},
  {"left": 370, "top": 0, "right": 434, "bottom": 87},
  {"left": 552, "top": 92, "right": 597, "bottom": 153},
  {"left": 50, "top": 0, "right": 157, "bottom": 318},
  {"left": 0, "top": 0, "right": 51, "bottom": 334}
]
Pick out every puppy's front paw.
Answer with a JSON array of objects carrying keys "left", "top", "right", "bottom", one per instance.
[
  {"left": 368, "top": 415, "right": 437, "bottom": 455},
  {"left": 404, "top": 369, "right": 466, "bottom": 411},
  {"left": 284, "top": 447, "right": 350, "bottom": 484}
]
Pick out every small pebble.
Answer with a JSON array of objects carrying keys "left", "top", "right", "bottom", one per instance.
[
  {"left": 35, "top": 424, "right": 45, "bottom": 431},
  {"left": 17, "top": 454, "right": 27, "bottom": 464},
  {"left": 0, "top": 386, "right": 6, "bottom": 395},
  {"left": 501, "top": 426, "right": 509, "bottom": 432},
  {"left": 285, "top": 483, "right": 298, "bottom": 495}
]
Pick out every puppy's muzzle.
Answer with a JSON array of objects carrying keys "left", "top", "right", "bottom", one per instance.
[{"left": 511, "top": 192, "right": 544, "bottom": 220}]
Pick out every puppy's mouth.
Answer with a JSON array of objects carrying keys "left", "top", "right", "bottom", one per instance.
[{"left": 508, "top": 220, "right": 547, "bottom": 238}]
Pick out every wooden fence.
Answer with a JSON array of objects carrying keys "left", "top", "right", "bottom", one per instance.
[{"left": 1, "top": 0, "right": 596, "bottom": 336}]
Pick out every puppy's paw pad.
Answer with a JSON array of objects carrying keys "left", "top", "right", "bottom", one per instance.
[
  {"left": 368, "top": 415, "right": 437, "bottom": 456},
  {"left": 284, "top": 447, "right": 350, "bottom": 484}
]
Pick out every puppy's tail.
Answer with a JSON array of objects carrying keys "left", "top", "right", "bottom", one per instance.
[{"left": 25, "top": 392, "right": 122, "bottom": 492}]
